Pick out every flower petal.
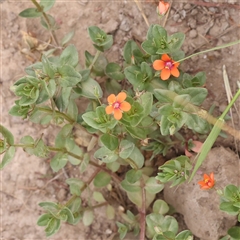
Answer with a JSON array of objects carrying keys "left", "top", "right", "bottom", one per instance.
[
  {"left": 174, "top": 61, "right": 180, "bottom": 68},
  {"left": 161, "top": 54, "right": 171, "bottom": 62},
  {"left": 160, "top": 68, "right": 171, "bottom": 80},
  {"left": 158, "top": 1, "right": 170, "bottom": 15},
  {"left": 210, "top": 172, "right": 214, "bottom": 181},
  {"left": 116, "top": 92, "right": 127, "bottom": 103},
  {"left": 203, "top": 174, "right": 209, "bottom": 180},
  {"left": 153, "top": 60, "right": 165, "bottom": 70},
  {"left": 120, "top": 101, "right": 131, "bottom": 112},
  {"left": 107, "top": 94, "right": 116, "bottom": 104},
  {"left": 114, "top": 109, "right": 122, "bottom": 120},
  {"left": 105, "top": 105, "right": 114, "bottom": 114},
  {"left": 170, "top": 66, "right": 180, "bottom": 78}
]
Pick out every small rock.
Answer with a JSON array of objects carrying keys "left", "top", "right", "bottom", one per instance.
[
  {"left": 209, "top": 7, "right": 218, "bottom": 13},
  {"left": 120, "top": 18, "right": 131, "bottom": 32},
  {"left": 11, "top": 24, "right": 19, "bottom": 33},
  {"left": 8, "top": 12, "right": 17, "bottom": 21},
  {"left": 56, "top": 188, "right": 67, "bottom": 202},
  {"left": 180, "top": 10, "right": 186, "bottom": 19},
  {"left": 188, "top": 17, "right": 197, "bottom": 29},
  {"left": 164, "top": 147, "right": 238, "bottom": 240},
  {"left": 221, "top": 35, "right": 231, "bottom": 42},
  {"left": 173, "top": 13, "right": 180, "bottom": 22},
  {"left": 219, "top": 104, "right": 227, "bottom": 113},
  {"left": 189, "top": 29, "right": 197, "bottom": 38},
  {"left": 190, "top": 9, "right": 198, "bottom": 15},
  {"left": 183, "top": 3, "right": 192, "bottom": 10},
  {"left": 99, "top": 19, "right": 119, "bottom": 34}
]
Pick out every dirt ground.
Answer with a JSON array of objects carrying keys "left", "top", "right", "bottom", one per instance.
[{"left": 1, "top": 0, "right": 240, "bottom": 239}]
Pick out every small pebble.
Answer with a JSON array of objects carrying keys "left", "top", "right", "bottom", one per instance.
[
  {"left": 189, "top": 29, "right": 197, "bottom": 39},
  {"left": 173, "top": 13, "right": 180, "bottom": 22},
  {"left": 184, "top": 3, "right": 192, "bottom": 10},
  {"left": 191, "top": 9, "right": 198, "bottom": 15}
]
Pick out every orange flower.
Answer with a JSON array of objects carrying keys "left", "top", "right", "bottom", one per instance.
[
  {"left": 158, "top": 1, "right": 170, "bottom": 15},
  {"left": 153, "top": 54, "right": 180, "bottom": 80},
  {"left": 105, "top": 92, "right": 131, "bottom": 120},
  {"left": 198, "top": 173, "right": 215, "bottom": 190}
]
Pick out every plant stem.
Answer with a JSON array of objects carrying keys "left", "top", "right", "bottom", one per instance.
[
  {"left": 220, "top": 89, "right": 240, "bottom": 120},
  {"left": 88, "top": 50, "right": 101, "bottom": 71},
  {"left": 64, "top": 168, "right": 102, "bottom": 208},
  {"left": 30, "top": 0, "right": 59, "bottom": 46},
  {"left": 134, "top": 0, "right": 149, "bottom": 27},
  {"left": 48, "top": 147, "right": 122, "bottom": 183},
  {"left": 177, "top": 39, "right": 240, "bottom": 63},
  {"left": 139, "top": 177, "right": 146, "bottom": 240}
]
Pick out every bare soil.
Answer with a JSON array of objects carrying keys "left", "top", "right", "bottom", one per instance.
[{"left": 1, "top": 0, "right": 240, "bottom": 239}]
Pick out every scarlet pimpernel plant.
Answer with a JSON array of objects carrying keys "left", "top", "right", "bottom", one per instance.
[{"left": 1, "top": 0, "right": 240, "bottom": 239}]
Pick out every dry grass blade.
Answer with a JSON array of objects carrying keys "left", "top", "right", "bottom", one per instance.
[{"left": 134, "top": 0, "right": 149, "bottom": 27}]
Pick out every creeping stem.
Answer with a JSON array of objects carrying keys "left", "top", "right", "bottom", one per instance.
[{"left": 30, "top": 0, "right": 59, "bottom": 46}]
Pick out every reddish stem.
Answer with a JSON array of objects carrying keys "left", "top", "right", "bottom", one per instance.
[{"left": 139, "top": 177, "right": 146, "bottom": 240}]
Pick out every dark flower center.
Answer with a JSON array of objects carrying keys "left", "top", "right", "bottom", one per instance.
[
  {"left": 165, "top": 61, "right": 173, "bottom": 69},
  {"left": 113, "top": 102, "right": 120, "bottom": 109}
]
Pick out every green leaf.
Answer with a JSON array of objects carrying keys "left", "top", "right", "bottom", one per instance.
[
  {"left": 120, "top": 179, "right": 141, "bottom": 192},
  {"left": 123, "top": 40, "right": 142, "bottom": 64},
  {"left": 189, "top": 118, "right": 223, "bottom": 182},
  {"left": 220, "top": 202, "right": 239, "bottom": 215},
  {"left": 66, "top": 178, "right": 84, "bottom": 196},
  {"left": 37, "top": 213, "right": 53, "bottom": 226},
  {"left": 45, "top": 217, "right": 61, "bottom": 237},
  {"left": 167, "top": 32, "right": 185, "bottom": 51},
  {"left": 145, "top": 177, "right": 164, "bottom": 194},
  {"left": 58, "top": 65, "right": 82, "bottom": 87},
  {"left": 68, "top": 197, "right": 82, "bottom": 213},
  {"left": 19, "top": 8, "right": 42, "bottom": 18},
  {"left": 126, "top": 169, "right": 142, "bottom": 184},
  {"left": 0, "top": 146, "right": 15, "bottom": 169},
  {"left": 61, "top": 31, "right": 75, "bottom": 46},
  {"left": 175, "top": 230, "right": 193, "bottom": 240},
  {"left": 228, "top": 226, "right": 240, "bottom": 239},
  {"left": 100, "top": 133, "right": 118, "bottom": 151},
  {"left": 59, "top": 207, "right": 74, "bottom": 223},
  {"left": 67, "top": 144, "right": 82, "bottom": 165},
  {"left": 119, "top": 140, "right": 135, "bottom": 159},
  {"left": 153, "top": 200, "right": 169, "bottom": 215},
  {"left": 55, "top": 124, "right": 73, "bottom": 148},
  {"left": 83, "top": 209, "right": 94, "bottom": 226},
  {"left": 39, "top": 202, "right": 60, "bottom": 215},
  {"left": 137, "top": 92, "right": 153, "bottom": 116},
  {"left": 54, "top": 87, "right": 71, "bottom": 112},
  {"left": 154, "top": 89, "right": 176, "bottom": 104},
  {"left": 93, "top": 171, "right": 111, "bottom": 187},
  {"left": 85, "top": 51, "right": 108, "bottom": 76},
  {"left": 93, "top": 191, "right": 105, "bottom": 203},
  {"left": 0, "top": 125, "right": 14, "bottom": 145},
  {"left": 40, "top": 14, "right": 57, "bottom": 30},
  {"left": 78, "top": 78, "right": 103, "bottom": 99},
  {"left": 60, "top": 44, "right": 79, "bottom": 67},
  {"left": 88, "top": 26, "right": 113, "bottom": 51},
  {"left": 50, "top": 153, "right": 68, "bottom": 172},
  {"left": 105, "top": 62, "right": 124, "bottom": 80},
  {"left": 67, "top": 99, "right": 78, "bottom": 121},
  {"left": 33, "top": 139, "right": 49, "bottom": 158},
  {"left": 79, "top": 153, "right": 90, "bottom": 173},
  {"left": 42, "top": 55, "right": 55, "bottom": 78},
  {"left": 223, "top": 184, "right": 239, "bottom": 201},
  {"left": 40, "top": 0, "right": 56, "bottom": 11},
  {"left": 116, "top": 222, "right": 128, "bottom": 240},
  {"left": 128, "top": 146, "right": 144, "bottom": 169},
  {"left": 94, "top": 146, "right": 118, "bottom": 163},
  {"left": 125, "top": 126, "right": 147, "bottom": 139},
  {"left": 106, "top": 161, "right": 120, "bottom": 172},
  {"left": 106, "top": 204, "right": 115, "bottom": 220},
  {"left": 178, "top": 87, "right": 208, "bottom": 106}
]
